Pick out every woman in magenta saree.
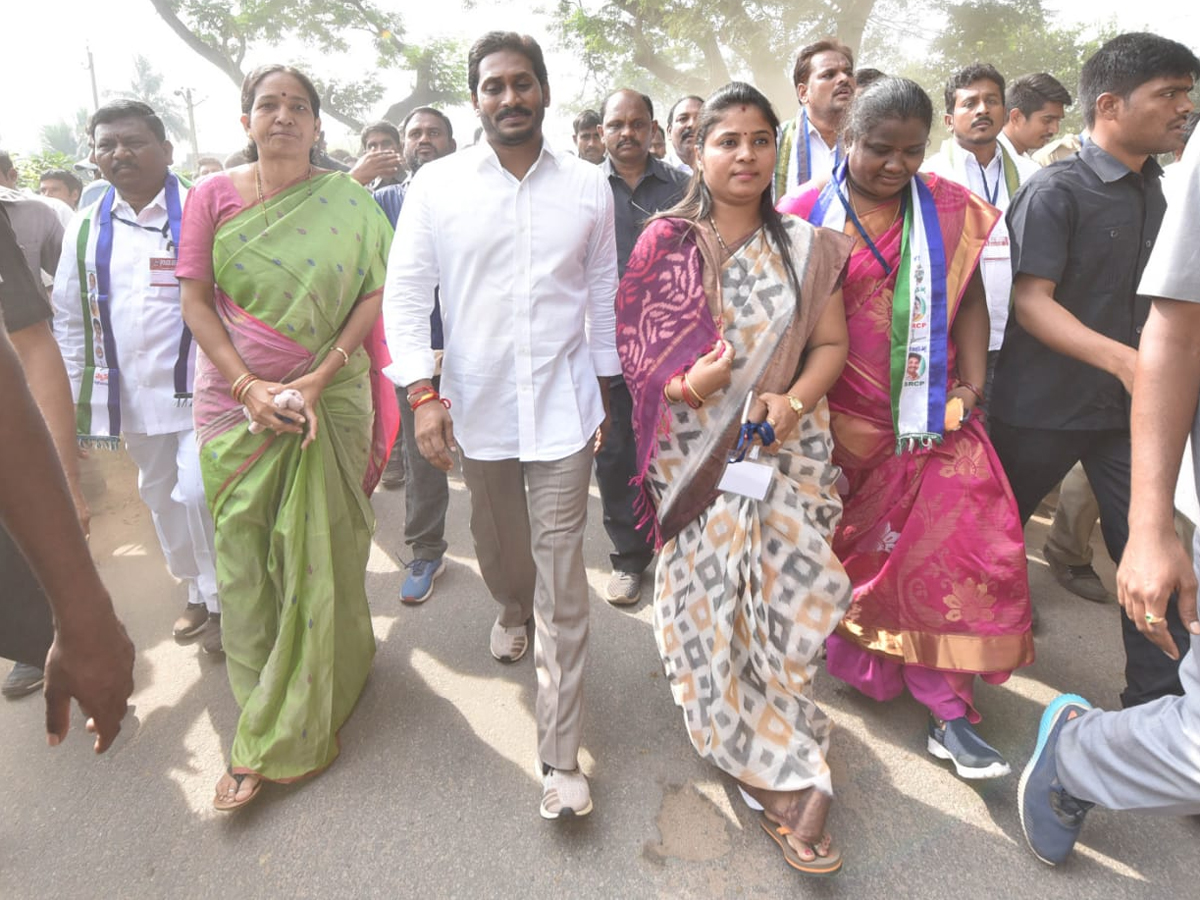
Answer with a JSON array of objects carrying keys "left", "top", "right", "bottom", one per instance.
[
  {"left": 779, "top": 78, "right": 1033, "bottom": 779},
  {"left": 178, "top": 65, "right": 396, "bottom": 810}
]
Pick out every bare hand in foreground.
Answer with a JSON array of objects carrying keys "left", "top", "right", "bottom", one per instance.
[
  {"left": 414, "top": 401, "right": 457, "bottom": 471},
  {"left": 44, "top": 604, "right": 135, "bottom": 753},
  {"left": 1116, "top": 526, "right": 1200, "bottom": 659}
]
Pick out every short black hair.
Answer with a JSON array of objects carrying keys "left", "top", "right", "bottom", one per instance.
[
  {"left": 667, "top": 95, "right": 704, "bottom": 126},
  {"left": 360, "top": 120, "right": 401, "bottom": 150},
  {"left": 194, "top": 156, "right": 223, "bottom": 170},
  {"left": 1006, "top": 73, "right": 1072, "bottom": 118},
  {"left": 39, "top": 168, "right": 83, "bottom": 195},
  {"left": 468, "top": 32, "right": 548, "bottom": 95},
  {"left": 1079, "top": 32, "right": 1200, "bottom": 128},
  {"left": 600, "top": 90, "right": 654, "bottom": 122},
  {"left": 401, "top": 107, "right": 454, "bottom": 141},
  {"left": 943, "top": 64, "right": 1006, "bottom": 114},
  {"left": 572, "top": 109, "right": 601, "bottom": 135},
  {"left": 88, "top": 100, "right": 167, "bottom": 142},
  {"left": 793, "top": 38, "right": 854, "bottom": 89}
]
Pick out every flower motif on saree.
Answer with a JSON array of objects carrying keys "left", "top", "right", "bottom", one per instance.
[
  {"left": 942, "top": 577, "right": 997, "bottom": 624},
  {"left": 938, "top": 436, "right": 987, "bottom": 481}
]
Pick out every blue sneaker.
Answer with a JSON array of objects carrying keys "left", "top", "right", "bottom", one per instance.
[
  {"left": 401, "top": 557, "right": 446, "bottom": 605},
  {"left": 1018, "top": 694, "right": 1094, "bottom": 866},
  {"left": 927, "top": 716, "right": 1011, "bottom": 779}
]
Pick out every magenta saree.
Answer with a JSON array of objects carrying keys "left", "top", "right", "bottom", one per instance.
[{"left": 780, "top": 174, "right": 1033, "bottom": 721}]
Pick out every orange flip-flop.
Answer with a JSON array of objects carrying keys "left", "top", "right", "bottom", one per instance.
[{"left": 758, "top": 812, "right": 843, "bottom": 876}]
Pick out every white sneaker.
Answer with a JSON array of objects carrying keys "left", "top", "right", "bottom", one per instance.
[
  {"left": 489, "top": 618, "right": 529, "bottom": 663},
  {"left": 540, "top": 767, "right": 593, "bottom": 819}
]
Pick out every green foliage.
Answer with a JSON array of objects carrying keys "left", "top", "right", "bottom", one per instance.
[
  {"left": 11, "top": 150, "right": 78, "bottom": 190},
  {"left": 866, "top": 0, "right": 1122, "bottom": 133},
  {"left": 551, "top": 0, "right": 879, "bottom": 114},
  {"left": 106, "top": 55, "right": 189, "bottom": 141},
  {"left": 149, "top": 1, "right": 469, "bottom": 129}
]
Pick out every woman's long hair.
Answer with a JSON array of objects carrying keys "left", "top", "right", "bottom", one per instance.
[{"left": 656, "top": 82, "right": 802, "bottom": 299}]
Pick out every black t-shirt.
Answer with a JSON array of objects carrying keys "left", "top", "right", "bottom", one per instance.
[
  {"left": 0, "top": 203, "right": 53, "bottom": 334},
  {"left": 991, "top": 141, "right": 1165, "bottom": 431}
]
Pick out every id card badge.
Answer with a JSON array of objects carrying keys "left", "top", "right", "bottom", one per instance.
[
  {"left": 718, "top": 390, "right": 773, "bottom": 501},
  {"left": 148, "top": 249, "right": 178, "bottom": 287},
  {"left": 981, "top": 233, "right": 1009, "bottom": 262},
  {"left": 718, "top": 453, "right": 773, "bottom": 500}
]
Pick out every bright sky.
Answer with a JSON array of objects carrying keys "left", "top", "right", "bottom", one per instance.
[{"left": 1, "top": 1, "right": 1195, "bottom": 163}]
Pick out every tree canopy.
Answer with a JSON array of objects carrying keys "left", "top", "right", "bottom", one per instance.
[
  {"left": 148, "top": 0, "right": 468, "bottom": 130},
  {"left": 552, "top": 0, "right": 879, "bottom": 114}
]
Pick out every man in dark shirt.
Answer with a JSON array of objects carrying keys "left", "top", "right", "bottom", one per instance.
[
  {"left": 990, "top": 32, "right": 1200, "bottom": 708},
  {"left": 595, "top": 89, "right": 689, "bottom": 604},
  {"left": 373, "top": 107, "right": 456, "bottom": 604}
]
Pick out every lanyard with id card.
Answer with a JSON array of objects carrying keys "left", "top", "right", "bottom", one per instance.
[
  {"left": 716, "top": 392, "right": 776, "bottom": 501},
  {"left": 148, "top": 248, "right": 178, "bottom": 288}
]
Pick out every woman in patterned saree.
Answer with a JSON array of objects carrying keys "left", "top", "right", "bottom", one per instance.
[
  {"left": 178, "top": 65, "right": 396, "bottom": 810},
  {"left": 778, "top": 78, "right": 1033, "bottom": 779},
  {"left": 618, "top": 83, "right": 855, "bottom": 875}
]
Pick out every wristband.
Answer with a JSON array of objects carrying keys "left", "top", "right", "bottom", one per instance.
[
  {"left": 411, "top": 394, "right": 452, "bottom": 412},
  {"left": 955, "top": 380, "right": 984, "bottom": 403}
]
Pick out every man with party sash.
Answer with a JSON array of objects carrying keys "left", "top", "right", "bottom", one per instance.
[
  {"left": 774, "top": 38, "right": 856, "bottom": 199},
  {"left": 52, "top": 100, "right": 220, "bottom": 651},
  {"left": 780, "top": 77, "right": 1033, "bottom": 780},
  {"left": 923, "top": 64, "right": 1038, "bottom": 405}
]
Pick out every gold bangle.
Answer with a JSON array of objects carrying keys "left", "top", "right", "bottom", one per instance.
[
  {"left": 229, "top": 372, "right": 255, "bottom": 401},
  {"left": 683, "top": 371, "right": 707, "bottom": 407},
  {"left": 333, "top": 346, "right": 350, "bottom": 367}
]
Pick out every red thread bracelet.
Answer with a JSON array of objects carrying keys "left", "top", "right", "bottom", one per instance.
[{"left": 411, "top": 394, "right": 451, "bottom": 412}]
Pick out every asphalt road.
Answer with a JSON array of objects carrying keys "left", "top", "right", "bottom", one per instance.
[{"left": 1, "top": 450, "right": 1195, "bottom": 898}]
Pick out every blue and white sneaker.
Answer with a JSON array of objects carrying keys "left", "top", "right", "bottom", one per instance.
[
  {"left": 927, "top": 716, "right": 1011, "bottom": 779},
  {"left": 1018, "top": 694, "right": 1095, "bottom": 866},
  {"left": 401, "top": 557, "right": 446, "bottom": 605}
]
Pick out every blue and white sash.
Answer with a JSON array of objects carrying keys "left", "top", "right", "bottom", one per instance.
[
  {"left": 73, "top": 173, "right": 191, "bottom": 446},
  {"left": 809, "top": 163, "right": 949, "bottom": 452}
]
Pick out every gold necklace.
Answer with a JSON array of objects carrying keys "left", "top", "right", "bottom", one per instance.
[{"left": 255, "top": 162, "right": 314, "bottom": 229}]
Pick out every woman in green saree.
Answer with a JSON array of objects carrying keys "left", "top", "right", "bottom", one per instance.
[{"left": 178, "top": 64, "right": 396, "bottom": 810}]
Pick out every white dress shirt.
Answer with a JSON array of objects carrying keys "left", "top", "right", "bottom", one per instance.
[
  {"left": 383, "top": 139, "right": 620, "bottom": 462},
  {"left": 52, "top": 183, "right": 194, "bottom": 436},
  {"left": 785, "top": 112, "right": 840, "bottom": 193},
  {"left": 923, "top": 140, "right": 1034, "bottom": 351}
]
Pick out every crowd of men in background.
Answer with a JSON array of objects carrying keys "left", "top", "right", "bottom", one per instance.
[{"left": 1, "top": 26, "right": 1198, "bottom": 861}]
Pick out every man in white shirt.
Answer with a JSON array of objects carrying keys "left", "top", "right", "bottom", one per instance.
[
  {"left": 384, "top": 31, "right": 618, "bottom": 820},
  {"left": 923, "top": 63, "right": 1037, "bottom": 402},
  {"left": 774, "top": 38, "right": 856, "bottom": 198},
  {"left": 999, "top": 73, "right": 1072, "bottom": 162},
  {"left": 664, "top": 95, "right": 702, "bottom": 174},
  {"left": 52, "top": 100, "right": 220, "bottom": 652}
]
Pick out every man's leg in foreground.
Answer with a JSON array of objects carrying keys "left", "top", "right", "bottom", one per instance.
[
  {"left": 1019, "top": 635, "right": 1200, "bottom": 864},
  {"left": 526, "top": 445, "right": 594, "bottom": 817},
  {"left": 460, "top": 456, "right": 536, "bottom": 660}
]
